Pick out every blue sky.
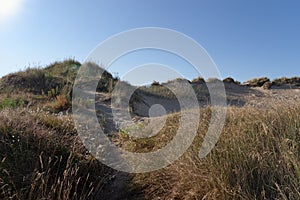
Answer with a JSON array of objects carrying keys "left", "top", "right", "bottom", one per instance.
[{"left": 0, "top": 0, "right": 299, "bottom": 83}]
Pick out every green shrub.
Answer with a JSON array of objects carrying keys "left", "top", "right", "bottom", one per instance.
[{"left": 0, "top": 98, "right": 25, "bottom": 109}]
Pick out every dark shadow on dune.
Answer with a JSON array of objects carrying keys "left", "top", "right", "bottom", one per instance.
[{"left": 270, "top": 85, "right": 300, "bottom": 90}]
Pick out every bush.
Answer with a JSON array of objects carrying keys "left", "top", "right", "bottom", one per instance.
[
  {"left": 55, "top": 95, "right": 69, "bottom": 110},
  {"left": 191, "top": 77, "right": 205, "bottom": 84},
  {"left": 223, "top": 77, "right": 240, "bottom": 84},
  {"left": 273, "top": 77, "right": 300, "bottom": 86},
  {"left": 44, "top": 94, "right": 71, "bottom": 113},
  {"left": 151, "top": 81, "right": 160, "bottom": 86},
  {"left": 243, "top": 77, "right": 270, "bottom": 87},
  {"left": 0, "top": 98, "right": 25, "bottom": 109}
]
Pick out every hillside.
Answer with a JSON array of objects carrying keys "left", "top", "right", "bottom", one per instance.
[
  {"left": 1, "top": 60, "right": 299, "bottom": 113},
  {"left": 0, "top": 60, "right": 300, "bottom": 199},
  {"left": 0, "top": 60, "right": 117, "bottom": 112}
]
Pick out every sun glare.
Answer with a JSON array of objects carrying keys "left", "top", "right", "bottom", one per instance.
[{"left": 0, "top": 0, "right": 25, "bottom": 23}]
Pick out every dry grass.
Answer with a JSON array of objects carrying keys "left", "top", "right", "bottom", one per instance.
[
  {"left": 1, "top": 60, "right": 300, "bottom": 199},
  {"left": 0, "top": 108, "right": 113, "bottom": 200},
  {"left": 2, "top": 102, "right": 299, "bottom": 199},
  {"left": 123, "top": 103, "right": 300, "bottom": 199},
  {"left": 272, "top": 77, "right": 300, "bottom": 86},
  {"left": 243, "top": 77, "right": 270, "bottom": 87}
]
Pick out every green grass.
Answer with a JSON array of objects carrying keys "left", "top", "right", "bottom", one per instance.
[{"left": 0, "top": 97, "right": 25, "bottom": 109}]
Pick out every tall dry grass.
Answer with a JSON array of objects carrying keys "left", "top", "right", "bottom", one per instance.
[
  {"left": 0, "top": 108, "right": 113, "bottom": 200},
  {"left": 1, "top": 96, "right": 299, "bottom": 199},
  {"left": 124, "top": 103, "right": 300, "bottom": 199}
]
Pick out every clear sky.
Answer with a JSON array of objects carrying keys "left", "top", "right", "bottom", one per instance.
[{"left": 0, "top": 0, "right": 299, "bottom": 83}]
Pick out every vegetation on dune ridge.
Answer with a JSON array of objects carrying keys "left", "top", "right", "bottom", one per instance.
[
  {"left": 0, "top": 60, "right": 79, "bottom": 96},
  {"left": 272, "top": 76, "right": 300, "bottom": 86},
  {"left": 0, "top": 59, "right": 299, "bottom": 110},
  {"left": 0, "top": 60, "right": 118, "bottom": 113},
  {"left": 0, "top": 59, "right": 117, "bottom": 97},
  {"left": 1, "top": 60, "right": 299, "bottom": 98}
]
